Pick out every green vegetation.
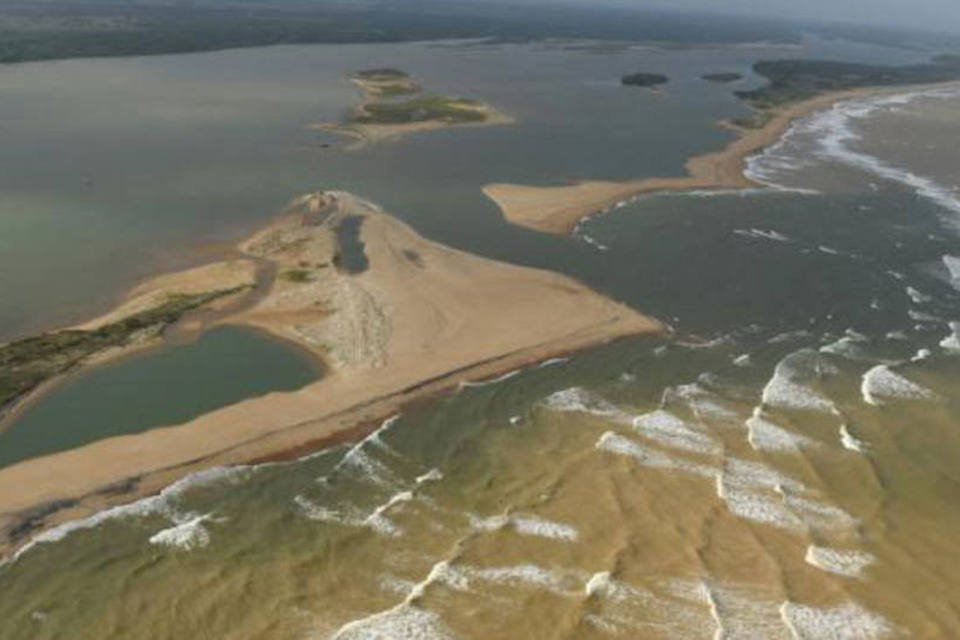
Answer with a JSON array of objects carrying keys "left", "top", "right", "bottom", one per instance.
[
  {"left": 702, "top": 72, "right": 743, "bottom": 83},
  {"left": 621, "top": 72, "right": 669, "bottom": 88},
  {"left": 351, "top": 96, "right": 487, "bottom": 125},
  {"left": 0, "top": 289, "right": 241, "bottom": 415},
  {"left": 355, "top": 68, "right": 409, "bottom": 81},
  {"left": 0, "top": 2, "right": 804, "bottom": 66},
  {"left": 734, "top": 55, "right": 960, "bottom": 119},
  {"left": 281, "top": 269, "right": 314, "bottom": 283}
]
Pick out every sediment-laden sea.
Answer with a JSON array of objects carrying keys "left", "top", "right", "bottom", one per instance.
[{"left": 3, "top": 37, "right": 960, "bottom": 638}]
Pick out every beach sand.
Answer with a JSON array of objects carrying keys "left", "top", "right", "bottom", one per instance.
[
  {"left": 0, "top": 191, "right": 661, "bottom": 555},
  {"left": 483, "top": 87, "right": 926, "bottom": 235}
]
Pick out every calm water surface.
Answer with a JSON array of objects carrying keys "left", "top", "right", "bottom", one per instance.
[{"left": 0, "top": 326, "right": 320, "bottom": 469}]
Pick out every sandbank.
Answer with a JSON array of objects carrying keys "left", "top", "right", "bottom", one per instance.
[
  {"left": 483, "top": 84, "right": 957, "bottom": 235},
  {"left": 0, "top": 191, "right": 661, "bottom": 556}
]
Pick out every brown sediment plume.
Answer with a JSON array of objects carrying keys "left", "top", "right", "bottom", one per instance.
[
  {"left": 0, "top": 190, "right": 662, "bottom": 556},
  {"left": 483, "top": 85, "right": 952, "bottom": 235}
]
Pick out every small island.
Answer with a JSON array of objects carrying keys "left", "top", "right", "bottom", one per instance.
[
  {"left": 621, "top": 72, "right": 669, "bottom": 88},
  {"left": 315, "top": 68, "right": 511, "bottom": 146},
  {"left": 702, "top": 72, "right": 743, "bottom": 83}
]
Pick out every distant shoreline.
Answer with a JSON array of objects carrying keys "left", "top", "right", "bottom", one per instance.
[{"left": 483, "top": 81, "right": 960, "bottom": 235}]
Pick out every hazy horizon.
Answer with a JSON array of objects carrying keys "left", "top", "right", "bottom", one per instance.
[{"left": 469, "top": 0, "right": 960, "bottom": 35}]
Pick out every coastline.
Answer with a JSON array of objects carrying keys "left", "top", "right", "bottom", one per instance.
[
  {"left": 0, "top": 191, "right": 662, "bottom": 558},
  {"left": 482, "top": 83, "right": 960, "bottom": 235}
]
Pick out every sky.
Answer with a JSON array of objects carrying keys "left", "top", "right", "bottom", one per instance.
[{"left": 593, "top": 0, "right": 960, "bottom": 33}]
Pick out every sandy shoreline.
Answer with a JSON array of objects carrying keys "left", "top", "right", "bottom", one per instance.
[
  {"left": 483, "top": 83, "right": 960, "bottom": 235},
  {"left": 0, "top": 191, "right": 662, "bottom": 557}
]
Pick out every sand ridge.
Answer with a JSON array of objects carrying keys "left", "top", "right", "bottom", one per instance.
[
  {"left": 483, "top": 85, "right": 956, "bottom": 235},
  {"left": 0, "top": 191, "right": 662, "bottom": 555}
]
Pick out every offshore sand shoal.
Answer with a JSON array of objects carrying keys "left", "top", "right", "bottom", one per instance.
[{"left": 0, "top": 192, "right": 661, "bottom": 554}]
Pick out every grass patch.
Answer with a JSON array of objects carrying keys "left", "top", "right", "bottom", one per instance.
[
  {"left": 351, "top": 95, "right": 487, "bottom": 125},
  {"left": 0, "top": 288, "right": 243, "bottom": 414},
  {"left": 281, "top": 269, "right": 315, "bottom": 283}
]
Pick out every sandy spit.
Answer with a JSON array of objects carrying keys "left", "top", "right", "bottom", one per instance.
[
  {"left": 483, "top": 84, "right": 955, "bottom": 235},
  {"left": 0, "top": 191, "right": 661, "bottom": 556}
]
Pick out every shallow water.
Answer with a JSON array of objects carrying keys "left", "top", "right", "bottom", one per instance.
[
  {"left": 0, "top": 37, "right": 926, "bottom": 340},
  {"left": 0, "top": 326, "right": 321, "bottom": 469},
  {"left": 2, "top": 36, "right": 960, "bottom": 639}
]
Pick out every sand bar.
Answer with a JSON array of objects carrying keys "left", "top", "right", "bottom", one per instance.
[
  {"left": 483, "top": 84, "right": 958, "bottom": 235},
  {"left": 0, "top": 191, "right": 661, "bottom": 556}
]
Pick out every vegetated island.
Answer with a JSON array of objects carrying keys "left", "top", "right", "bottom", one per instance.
[
  {"left": 621, "top": 72, "right": 669, "bottom": 88},
  {"left": 702, "top": 72, "right": 743, "bottom": 83},
  {"left": 313, "top": 68, "right": 512, "bottom": 146},
  {"left": 484, "top": 54, "right": 960, "bottom": 235},
  {"left": 0, "top": 191, "right": 661, "bottom": 557}
]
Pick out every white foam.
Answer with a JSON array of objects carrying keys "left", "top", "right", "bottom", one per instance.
[
  {"left": 294, "top": 494, "right": 364, "bottom": 527},
  {"left": 822, "top": 94, "right": 960, "bottom": 214},
  {"left": 784, "top": 494, "right": 859, "bottom": 533},
  {"left": 665, "top": 383, "right": 739, "bottom": 422},
  {"left": 747, "top": 409, "right": 814, "bottom": 453},
  {"left": 780, "top": 601, "right": 893, "bottom": 639},
  {"left": 939, "top": 322, "right": 960, "bottom": 352},
  {"left": 733, "top": 228, "right": 792, "bottom": 243},
  {"left": 469, "top": 513, "right": 577, "bottom": 542},
  {"left": 942, "top": 255, "right": 960, "bottom": 290},
  {"left": 364, "top": 491, "right": 414, "bottom": 537},
  {"left": 632, "top": 410, "right": 721, "bottom": 456},
  {"left": 762, "top": 350, "right": 836, "bottom": 413},
  {"left": 330, "top": 604, "right": 457, "bottom": 640},
  {"left": 595, "top": 431, "right": 716, "bottom": 479},
  {"left": 748, "top": 86, "right": 960, "bottom": 217},
  {"left": 733, "top": 354, "right": 752, "bottom": 367},
  {"left": 11, "top": 465, "right": 244, "bottom": 562},
  {"left": 703, "top": 582, "right": 794, "bottom": 640},
  {"left": 542, "top": 387, "right": 628, "bottom": 422},
  {"left": 148, "top": 513, "right": 212, "bottom": 551},
  {"left": 906, "top": 286, "right": 933, "bottom": 304},
  {"left": 717, "top": 478, "right": 805, "bottom": 532},
  {"left": 416, "top": 469, "right": 444, "bottom": 485},
  {"left": 819, "top": 336, "right": 871, "bottom": 361},
  {"left": 510, "top": 515, "right": 579, "bottom": 542},
  {"left": 861, "top": 365, "right": 935, "bottom": 405},
  {"left": 805, "top": 545, "right": 876, "bottom": 579},
  {"left": 839, "top": 424, "right": 867, "bottom": 453},
  {"left": 466, "top": 564, "right": 576, "bottom": 596},
  {"left": 459, "top": 368, "right": 522, "bottom": 388},
  {"left": 537, "top": 357, "right": 569, "bottom": 368}
]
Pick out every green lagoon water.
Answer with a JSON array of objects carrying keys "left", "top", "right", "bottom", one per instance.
[{"left": 0, "top": 326, "right": 320, "bottom": 469}]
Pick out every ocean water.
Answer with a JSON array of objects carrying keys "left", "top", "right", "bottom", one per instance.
[{"left": 3, "top": 38, "right": 960, "bottom": 638}]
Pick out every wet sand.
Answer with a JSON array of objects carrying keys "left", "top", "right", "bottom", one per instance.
[
  {"left": 0, "top": 191, "right": 661, "bottom": 556},
  {"left": 482, "top": 85, "right": 952, "bottom": 235}
]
